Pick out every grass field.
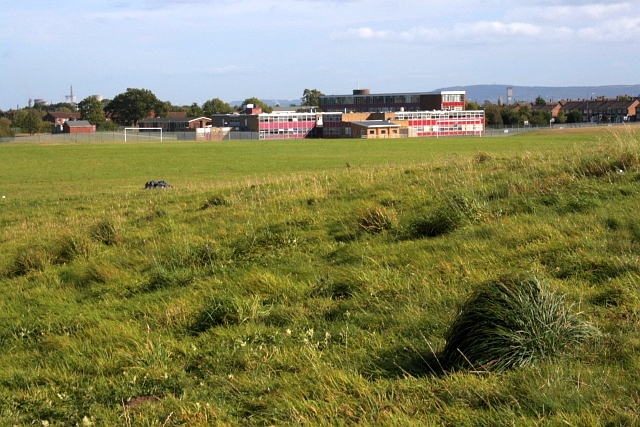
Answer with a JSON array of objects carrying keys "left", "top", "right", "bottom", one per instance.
[
  {"left": 0, "top": 131, "right": 601, "bottom": 197},
  {"left": 1, "top": 127, "right": 640, "bottom": 425}
]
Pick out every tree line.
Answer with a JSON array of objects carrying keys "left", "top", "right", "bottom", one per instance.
[{"left": 0, "top": 87, "right": 325, "bottom": 137}]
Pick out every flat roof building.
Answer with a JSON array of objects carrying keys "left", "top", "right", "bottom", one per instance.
[{"left": 319, "top": 89, "right": 466, "bottom": 113}]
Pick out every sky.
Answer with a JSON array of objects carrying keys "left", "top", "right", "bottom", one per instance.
[{"left": 1, "top": 0, "right": 639, "bottom": 109}]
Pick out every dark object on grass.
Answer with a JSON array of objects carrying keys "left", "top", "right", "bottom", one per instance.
[
  {"left": 441, "top": 277, "right": 595, "bottom": 372},
  {"left": 145, "top": 180, "right": 173, "bottom": 189}
]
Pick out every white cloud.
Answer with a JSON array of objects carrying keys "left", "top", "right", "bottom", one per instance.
[
  {"left": 576, "top": 17, "right": 640, "bottom": 41},
  {"left": 454, "top": 21, "right": 542, "bottom": 37},
  {"left": 335, "top": 21, "right": 545, "bottom": 44}
]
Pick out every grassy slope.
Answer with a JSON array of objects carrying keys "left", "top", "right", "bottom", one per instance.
[{"left": 1, "top": 129, "right": 640, "bottom": 425}]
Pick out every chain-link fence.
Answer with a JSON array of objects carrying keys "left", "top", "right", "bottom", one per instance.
[
  {"left": 482, "top": 121, "right": 640, "bottom": 137},
  {"left": 1, "top": 122, "right": 638, "bottom": 144}
]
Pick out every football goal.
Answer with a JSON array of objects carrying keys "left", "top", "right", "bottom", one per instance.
[{"left": 124, "top": 127, "right": 163, "bottom": 142}]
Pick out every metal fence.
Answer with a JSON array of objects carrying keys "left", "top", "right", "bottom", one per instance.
[
  {"left": 483, "top": 121, "right": 640, "bottom": 137},
  {"left": 2, "top": 122, "right": 639, "bottom": 144}
]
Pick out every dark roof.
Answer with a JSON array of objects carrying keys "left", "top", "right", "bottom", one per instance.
[
  {"left": 46, "top": 112, "right": 81, "bottom": 119},
  {"left": 139, "top": 116, "right": 210, "bottom": 123},
  {"left": 65, "top": 120, "right": 92, "bottom": 127},
  {"left": 351, "top": 120, "right": 400, "bottom": 128},
  {"left": 561, "top": 99, "right": 639, "bottom": 111},
  {"left": 530, "top": 103, "right": 561, "bottom": 112}
]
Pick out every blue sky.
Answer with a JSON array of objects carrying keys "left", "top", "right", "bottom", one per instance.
[{"left": 1, "top": 0, "right": 639, "bottom": 109}]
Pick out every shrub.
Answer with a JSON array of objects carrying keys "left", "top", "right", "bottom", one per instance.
[{"left": 441, "top": 277, "right": 595, "bottom": 372}]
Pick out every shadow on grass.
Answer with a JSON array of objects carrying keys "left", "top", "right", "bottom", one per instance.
[{"left": 368, "top": 344, "right": 448, "bottom": 379}]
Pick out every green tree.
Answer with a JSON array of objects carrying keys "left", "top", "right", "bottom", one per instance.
[
  {"left": 518, "top": 105, "right": 532, "bottom": 125},
  {"left": 188, "top": 102, "right": 204, "bottom": 117},
  {"left": 44, "top": 103, "right": 76, "bottom": 112},
  {"left": 465, "top": 101, "right": 480, "bottom": 110},
  {"left": 154, "top": 101, "right": 171, "bottom": 118},
  {"left": 530, "top": 110, "right": 551, "bottom": 126},
  {"left": 78, "top": 96, "right": 107, "bottom": 128},
  {"left": 556, "top": 110, "right": 567, "bottom": 124},
  {"left": 301, "top": 89, "right": 324, "bottom": 107},
  {"left": 104, "top": 88, "right": 164, "bottom": 126},
  {"left": 0, "top": 117, "right": 14, "bottom": 138},
  {"left": 482, "top": 102, "right": 503, "bottom": 125},
  {"left": 566, "top": 110, "right": 583, "bottom": 123},
  {"left": 202, "top": 98, "right": 234, "bottom": 116},
  {"left": 617, "top": 94, "right": 632, "bottom": 101},
  {"left": 13, "top": 109, "right": 44, "bottom": 135},
  {"left": 535, "top": 95, "right": 547, "bottom": 106},
  {"left": 240, "top": 98, "right": 273, "bottom": 113},
  {"left": 500, "top": 106, "right": 519, "bottom": 125}
]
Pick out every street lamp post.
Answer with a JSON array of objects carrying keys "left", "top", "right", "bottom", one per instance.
[
  {"left": 586, "top": 96, "right": 589, "bottom": 124},
  {"left": 586, "top": 92, "right": 595, "bottom": 124}
]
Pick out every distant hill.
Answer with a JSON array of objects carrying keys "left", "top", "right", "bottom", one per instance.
[{"left": 434, "top": 84, "right": 640, "bottom": 103}]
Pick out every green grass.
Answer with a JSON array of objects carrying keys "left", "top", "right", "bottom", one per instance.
[
  {"left": 1, "top": 128, "right": 640, "bottom": 425},
  {"left": 0, "top": 132, "right": 597, "bottom": 198}
]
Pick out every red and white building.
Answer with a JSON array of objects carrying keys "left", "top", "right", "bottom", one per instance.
[
  {"left": 258, "top": 113, "right": 321, "bottom": 139},
  {"left": 394, "top": 110, "right": 484, "bottom": 137}
]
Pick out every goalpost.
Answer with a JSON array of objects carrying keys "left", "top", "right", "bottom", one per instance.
[{"left": 124, "top": 127, "right": 163, "bottom": 142}]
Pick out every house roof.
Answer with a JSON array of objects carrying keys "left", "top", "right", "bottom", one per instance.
[
  {"left": 530, "top": 103, "right": 561, "bottom": 112},
  {"left": 561, "top": 99, "right": 639, "bottom": 111},
  {"left": 65, "top": 120, "right": 92, "bottom": 127}
]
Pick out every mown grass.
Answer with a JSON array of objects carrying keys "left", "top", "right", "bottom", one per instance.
[{"left": 1, "top": 127, "right": 640, "bottom": 425}]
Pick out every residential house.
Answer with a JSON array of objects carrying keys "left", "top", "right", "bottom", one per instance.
[
  {"left": 530, "top": 101, "right": 564, "bottom": 118},
  {"left": 560, "top": 97, "right": 639, "bottom": 123},
  {"left": 43, "top": 112, "right": 81, "bottom": 126}
]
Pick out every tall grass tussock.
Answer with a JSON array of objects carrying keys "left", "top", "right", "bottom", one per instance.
[{"left": 441, "top": 276, "right": 596, "bottom": 372}]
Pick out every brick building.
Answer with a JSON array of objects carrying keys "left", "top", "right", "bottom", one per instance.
[
  {"left": 63, "top": 120, "right": 95, "bottom": 133},
  {"left": 138, "top": 117, "right": 210, "bottom": 131}
]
